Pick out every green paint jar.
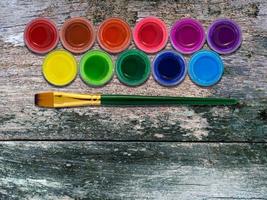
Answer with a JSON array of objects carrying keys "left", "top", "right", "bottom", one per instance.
[
  {"left": 116, "top": 49, "right": 150, "bottom": 86},
  {"left": 80, "top": 50, "right": 114, "bottom": 86}
]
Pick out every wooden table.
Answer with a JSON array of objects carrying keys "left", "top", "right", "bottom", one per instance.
[{"left": 0, "top": 0, "right": 266, "bottom": 199}]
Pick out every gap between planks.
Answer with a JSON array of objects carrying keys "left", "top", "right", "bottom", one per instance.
[{"left": 0, "top": 139, "right": 266, "bottom": 144}]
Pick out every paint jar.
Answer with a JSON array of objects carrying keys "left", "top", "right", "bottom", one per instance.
[
  {"left": 80, "top": 50, "right": 114, "bottom": 87},
  {"left": 97, "top": 17, "right": 131, "bottom": 54},
  {"left": 133, "top": 17, "right": 168, "bottom": 54},
  {"left": 207, "top": 19, "right": 242, "bottom": 54},
  {"left": 60, "top": 17, "right": 95, "bottom": 54},
  {"left": 170, "top": 18, "right": 205, "bottom": 54},
  {"left": 42, "top": 50, "right": 77, "bottom": 86},
  {"left": 116, "top": 49, "right": 150, "bottom": 86},
  {"left": 188, "top": 50, "right": 224, "bottom": 87},
  {"left": 152, "top": 50, "right": 186, "bottom": 86},
  {"left": 24, "top": 18, "right": 59, "bottom": 54}
]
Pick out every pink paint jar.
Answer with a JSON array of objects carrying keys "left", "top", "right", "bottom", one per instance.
[{"left": 133, "top": 17, "right": 168, "bottom": 54}]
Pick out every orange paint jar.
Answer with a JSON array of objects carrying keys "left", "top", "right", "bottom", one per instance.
[{"left": 97, "top": 18, "right": 131, "bottom": 54}]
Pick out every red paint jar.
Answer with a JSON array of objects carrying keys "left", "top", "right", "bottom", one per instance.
[
  {"left": 60, "top": 17, "right": 95, "bottom": 54},
  {"left": 97, "top": 18, "right": 131, "bottom": 53},
  {"left": 24, "top": 18, "right": 59, "bottom": 54},
  {"left": 133, "top": 17, "right": 168, "bottom": 54}
]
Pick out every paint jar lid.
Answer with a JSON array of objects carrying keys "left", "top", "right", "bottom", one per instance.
[
  {"left": 188, "top": 50, "right": 224, "bottom": 87},
  {"left": 207, "top": 19, "right": 242, "bottom": 54},
  {"left": 97, "top": 18, "right": 131, "bottom": 54},
  {"left": 116, "top": 49, "right": 150, "bottom": 86},
  {"left": 133, "top": 17, "right": 168, "bottom": 54},
  {"left": 152, "top": 50, "right": 187, "bottom": 86},
  {"left": 42, "top": 50, "right": 77, "bottom": 86},
  {"left": 60, "top": 17, "right": 95, "bottom": 54},
  {"left": 24, "top": 18, "right": 59, "bottom": 54},
  {"left": 80, "top": 50, "right": 114, "bottom": 87},
  {"left": 170, "top": 18, "right": 205, "bottom": 54}
]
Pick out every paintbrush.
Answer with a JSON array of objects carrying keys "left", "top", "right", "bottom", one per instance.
[{"left": 35, "top": 91, "right": 238, "bottom": 108}]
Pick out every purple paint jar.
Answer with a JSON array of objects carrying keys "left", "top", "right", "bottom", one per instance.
[
  {"left": 170, "top": 18, "right": 205, "bottom": 54},
  {"left": 207, "top": 19, "right": 242, "bottom": 54}
]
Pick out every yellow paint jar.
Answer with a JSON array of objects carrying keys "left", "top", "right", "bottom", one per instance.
[{"left": 42, "top": 50, "right": 77, "bottom": 86}]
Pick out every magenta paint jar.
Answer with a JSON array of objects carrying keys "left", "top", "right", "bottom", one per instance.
[
  {"left": 207, "top": 19, "right": 242, "bottom": 54},
  {"left": 170, "top": 18, "right": 205, "bottom": 54}
]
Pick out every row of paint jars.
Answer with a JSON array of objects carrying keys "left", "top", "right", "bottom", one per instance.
[
  {"left": 43, "top": 49, "right": 223, "bottom": 87},
  {"left": 24, "top": 17, "right": 242, "bottom": 55}
]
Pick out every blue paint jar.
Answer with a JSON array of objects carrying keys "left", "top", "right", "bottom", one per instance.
[
  {"left": 152, "top": 50, "right": 187, "bottom": 86},
  {"left": 188, "top": 50, "right": 224, "bottom": 87}
]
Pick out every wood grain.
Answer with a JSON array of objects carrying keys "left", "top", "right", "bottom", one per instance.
[
  {"left": 0, "top": 0, "right": 266, "bottom": 141},
  {"left": 0, "top": 1, "right": 267, "bottom": 199},
  {"left": 0, "top": 142, "right": 266, "bottom": 199}
]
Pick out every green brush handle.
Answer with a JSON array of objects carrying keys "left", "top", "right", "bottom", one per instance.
[{"left": 101, "top": 95, "right": 238, "bottom": 106}]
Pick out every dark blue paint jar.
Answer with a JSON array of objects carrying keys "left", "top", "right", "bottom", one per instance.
[{"left": 152, "top": 50, "right": 186, "bottom": 86}]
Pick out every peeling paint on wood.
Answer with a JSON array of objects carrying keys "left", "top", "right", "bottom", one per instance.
[
  {"left": 0, "top": 142, "right": 267, "bottom": 199},
  {"left": 0, "top": 0, "right": 266, "bottom": 141},
  {"left": 0, "top": 0, "right": 266, "bottom": 198}
]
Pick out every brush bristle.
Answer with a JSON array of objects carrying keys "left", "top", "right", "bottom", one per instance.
[{"left": 35, "top": 92, "right": 55, "bottom": 108}]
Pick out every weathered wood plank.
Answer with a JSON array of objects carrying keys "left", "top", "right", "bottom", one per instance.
[
  {"left": 0, "top": 142, "right": 266, "bottom": 199},
  {"left": 0, "top": 0, "right": 266, "bottom": 141}
]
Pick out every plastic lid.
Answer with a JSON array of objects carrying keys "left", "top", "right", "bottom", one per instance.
[
  {"left": 207, "top": 18, "right": 242, "bottom": 54},
  {"left": 188, "top": 50, "right": 224, "bottom": 86},
  {"left": 60, "top": 17, "right": 95, "bottom": 54},
  {"left": 116, "top": 49, "right": 150, "bottom": 86},
  {"left": 42, "top": 50, "right": 77, "bottom": 86},
  {"left": 97, "top": 18, "right": 131, "bottom": 54},
  {"left": 170, "top": 18, "right": 205, "bottom": 54},
  {"left": 152, "top": 50, "right": 187, "bottom": 86},
  {"left": 24, "top": 18, "right": 59, "bottom": 54},
  {"left": 80, "top": 50, "right": 114, "bottom": 86},
  {"left": 133, "top": 17, "right": 168, "bottom": 53}
]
